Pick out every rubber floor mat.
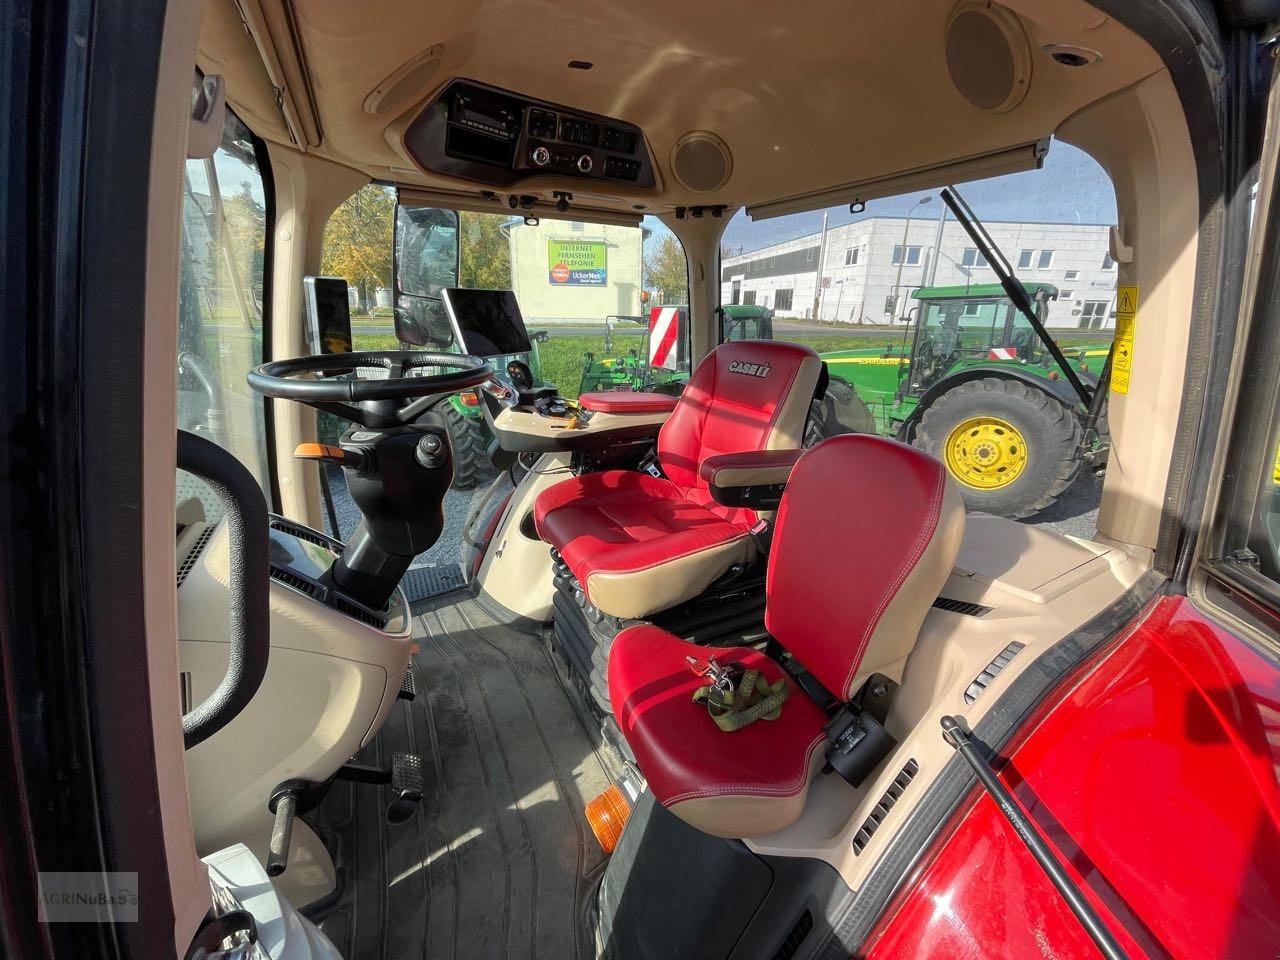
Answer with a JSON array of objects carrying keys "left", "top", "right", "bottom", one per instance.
[{"left": 307, "top": 593, "right": 615, "bottom": 959}]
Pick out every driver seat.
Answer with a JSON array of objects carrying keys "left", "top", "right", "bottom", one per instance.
[{"left": 535, "top": 340, "right": 824, "bottom": 620}]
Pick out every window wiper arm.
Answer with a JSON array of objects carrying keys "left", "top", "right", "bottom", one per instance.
[
  {"left": 940, "top": 187, "right": 1093, "bottom": 408},
  {"left": 940, "top": 716, "right": 1129, "bottom": 960}
]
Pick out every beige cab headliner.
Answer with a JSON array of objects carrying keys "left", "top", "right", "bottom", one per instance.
[{"left": 198, "top": 0, "right": 1165, "bottom": 215}]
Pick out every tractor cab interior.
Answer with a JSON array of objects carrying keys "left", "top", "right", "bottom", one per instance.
[{"left": 18, "top": 1, "right": 1273, "bottom": 958}]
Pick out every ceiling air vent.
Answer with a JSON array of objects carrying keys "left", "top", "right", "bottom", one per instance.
[
  {"left": 176, "top": 524, "right": 216, "bottom": 588},
  {"left": 852, "top": 758, "right": 919, "bottom": 854},
  {"left": 964, "top": 641, "right": 1026, "bottom": 704},
  {"left": 932, "top": 596, "right": 993, "bottom": 617}
]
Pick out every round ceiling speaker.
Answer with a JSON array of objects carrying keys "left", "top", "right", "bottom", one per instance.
[
  {"left": 671, "top": 132, "right": 733, "bottom": 193},
  {"left": 945, "top": 3, "right": 1031, "bottom": 113},
  {"left": 363, "top": 45, "right": 443, "bottom": 116}
]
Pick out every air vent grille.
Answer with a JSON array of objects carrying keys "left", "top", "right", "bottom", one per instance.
[
  {"left": 852, "top": 759, "right": 918, "bottom": 854},
  {"left": 773, "top": 909, "right": 813, "bottom": 960},
  {"left": 330, "top": 595, "right": 386, "bottom": 629},
  {"left": 176, "top": 525, "right": 216, "bottom": 588},
  {"left": 269, "top": 564, "right": 323, "bottom": 600},
  {"left": 932, "top": 596, "right": 993, "bottom": 617},
  {"left": 964, "top": 641, "right": 1026, "bottom": 704},
  {"left": 269, "top": 517, "right": 342, "bottom": 552}
]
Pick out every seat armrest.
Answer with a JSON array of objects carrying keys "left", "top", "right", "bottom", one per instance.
[
  {"left": 700, "top": 449, "right": 803, "bottom": 509},
  {"left": 577, "top": 391, "right": 679, "bottom": 415}
]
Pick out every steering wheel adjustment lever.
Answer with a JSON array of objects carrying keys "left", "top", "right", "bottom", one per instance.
[{"left": 294, "top": 441, "right": 368, "bottom": 472}]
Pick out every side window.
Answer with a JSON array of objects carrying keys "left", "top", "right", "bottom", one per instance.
[
  {"left": 177, "top": 104, "right": 271, "bottom": 515},
  {"left": 718, "top": 138, "right": 1117, "bottom": 531}
]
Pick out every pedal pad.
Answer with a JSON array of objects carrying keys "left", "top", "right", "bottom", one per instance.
[
  {"left": 387, "top": 752, "right": 424, "bottom": 825},
  {"left": 397, "top": 667, "right": 417, "bottom": 702}
]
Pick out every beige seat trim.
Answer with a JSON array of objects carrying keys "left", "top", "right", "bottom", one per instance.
[
  {"left": 846, "top": 480, "right": 967, "bottom": 695},
  {"left": 766, "top": 354, "right": 825, "bottom": 450},
  {"left": 586, "top": 534, "right": 756, "bottom": 620}
]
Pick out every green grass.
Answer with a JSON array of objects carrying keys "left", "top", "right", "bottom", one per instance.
[{"left": 349, "top": 328, "right": 1113, "bottom": 404}]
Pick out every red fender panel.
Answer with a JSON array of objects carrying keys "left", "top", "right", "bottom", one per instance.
[{"left": 864, "top": 595, "right": 1280, "bottom": 960}]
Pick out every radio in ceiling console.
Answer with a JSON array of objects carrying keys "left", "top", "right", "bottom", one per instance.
[{"left": 403, "top": 79, "right": 654, "bottom": 189}]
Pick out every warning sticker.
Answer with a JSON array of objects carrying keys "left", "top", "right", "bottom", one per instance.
[{"left": 1110, "top": 285, "right": 1138, "bottom": 396}]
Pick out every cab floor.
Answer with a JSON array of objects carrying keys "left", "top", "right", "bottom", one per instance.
[{"left": 307, "top": 592, "right": 617, "bottom": 959}]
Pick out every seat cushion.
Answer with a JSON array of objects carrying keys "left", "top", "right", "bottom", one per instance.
[
  {"left": 608, "top": 625, "right": 830, "bottom": 838},
  {"left": 535, "top": 471, "right": 755, "bottom": 620}
]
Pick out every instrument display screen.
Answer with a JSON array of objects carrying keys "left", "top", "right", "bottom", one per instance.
[{"left": 442, "top": 288, "right": 533, "bottom": 357}]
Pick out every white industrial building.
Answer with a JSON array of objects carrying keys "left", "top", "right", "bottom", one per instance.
[{"left": 721, "top": 216, "right": 1119, "bottom": 329}]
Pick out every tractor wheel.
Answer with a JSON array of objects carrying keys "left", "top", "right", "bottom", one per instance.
[
  {"left": 804, "top": 379, "right": 874, "bottom": 447},
  {"left": 442, "top": 404, "right": 497, "bottom": 490},
  {"left": 915, "top": 377, "right": 1082, "bottom": 519}
]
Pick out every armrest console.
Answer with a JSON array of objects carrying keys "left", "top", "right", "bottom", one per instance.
[
  {"left": 699, "top": 449, "right": 803, "bottom": 509},
  {"left": 577, "top": 391, "right": 680, "bottom": 415}
]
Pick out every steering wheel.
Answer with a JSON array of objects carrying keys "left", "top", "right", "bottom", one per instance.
[{"left": 247, "top": 350, "right": 494, "bottom": 428}]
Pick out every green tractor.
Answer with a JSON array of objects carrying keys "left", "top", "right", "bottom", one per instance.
[{"left": 823, "top": 282, "right": 1113, "bottom": 517}]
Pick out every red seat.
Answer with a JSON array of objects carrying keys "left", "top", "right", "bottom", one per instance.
[
  {"left": 535, "top": 340, "right": 824, "bottom": 620},
  {"left": 608, "top": 435, "right": 966, "bottom": 838}
]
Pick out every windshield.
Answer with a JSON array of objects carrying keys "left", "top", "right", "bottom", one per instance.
[{"left": 391, "top": 208, "right": 690, "bottom": 399}]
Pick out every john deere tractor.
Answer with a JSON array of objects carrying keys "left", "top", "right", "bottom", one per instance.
[{"left": 823, "top": 283, "right": 1113, "bottom": 517}]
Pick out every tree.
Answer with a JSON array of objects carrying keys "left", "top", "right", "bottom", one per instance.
[
  {"left": 644, "top": 233, "right": 688, "bottom": 304},
  {"left": 459, "top": 213, "right": 512, "bottom": 288},
  {"left": 321, "top": 184, "right": 395, "bottom": 313}
]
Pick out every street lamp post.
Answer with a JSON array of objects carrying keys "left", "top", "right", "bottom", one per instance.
[{"left": 890, "top": 196, "right": 931, "bottom": 324}]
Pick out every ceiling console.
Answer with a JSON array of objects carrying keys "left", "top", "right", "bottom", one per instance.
[{"left": 404, "top": 79, "right": 654, "bottom": 189}]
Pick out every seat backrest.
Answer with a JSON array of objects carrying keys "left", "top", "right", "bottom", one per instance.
[
  {"left": 765, "top": 435, "right": 965, "bottom": 700},
  {"left": 657, "top": 340, "right": 823, "bottom": 509}
]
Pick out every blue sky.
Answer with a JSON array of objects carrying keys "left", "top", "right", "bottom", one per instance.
[{"left": 705, "top": 140, "right": 1116, "bottom": 256}]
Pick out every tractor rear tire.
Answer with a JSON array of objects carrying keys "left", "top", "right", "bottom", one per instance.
[
  {"left": 443, "top": 405, "right": 497, "bottom": 490},
  {"left": 915, "top": 377, "right": 1082, "bottom": 519}
]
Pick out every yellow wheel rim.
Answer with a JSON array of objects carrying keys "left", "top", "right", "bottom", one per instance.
[{"left": 943, "top": 416, "right": 1028, "bottom": 490}]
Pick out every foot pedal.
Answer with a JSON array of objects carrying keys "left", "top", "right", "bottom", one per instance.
[
  {"left": 387, "top": 752, "right": 424, "bottom": 824},
  {"left": 398, "top": 667, "right": 417, "bottom": 702}
]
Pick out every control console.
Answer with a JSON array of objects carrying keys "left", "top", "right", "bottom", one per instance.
[{"left": 404, "top": 79, "right": 654, "bottom": 188}]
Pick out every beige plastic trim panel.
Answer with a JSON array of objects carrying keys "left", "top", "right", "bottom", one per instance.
[
  {"left": 489, "top": 405, "right": 672, "bottom": 444},
  {"left": 1057, "top": 71, "right": 1199, "bottom": 552},
  {"left": 475, "top": 453, "right": 574, "bottom": 622},
  {"left": 145, "top": 1, "right": 216, "bottom": 950},
  {"left": 180, "top": 519, "right": 413, "bottom": 909},
  {"left": 266, "top": 147, "right": 368, "bottom": 529}
]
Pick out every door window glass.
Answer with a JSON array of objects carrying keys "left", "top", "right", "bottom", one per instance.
[
  {"left": 718, "top": 137, "right": 1117, "bottom": 532},
  {"left": 177, "top": 105, "right": 271, "bottom": 518}
]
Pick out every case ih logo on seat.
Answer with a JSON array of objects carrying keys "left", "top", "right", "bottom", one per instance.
[{"left": 728, "top": 360, "right": 771, "bottom": 378}]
